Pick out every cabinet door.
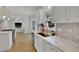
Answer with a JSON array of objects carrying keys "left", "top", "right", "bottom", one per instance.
[
  {"left": 51, "top": 6, "right": 56, "bottom": 23},
  {"left": 43, "top": 42, "right": 56, "bottom": 52},
  {"left": 35, "top": 10, "right": 40, "bottom": 24},
  {"left": 34, "top": 34, "right": 44, "bottom": 52},
  {"left": 34, "top": 34, "right": 39, "bottom": 51},
  {"left": 69, "top": 6, "right": 79, "bottom": 23},
  {"left": 36, "top": 9, "right": 46, "bottom": 24},
  {"left": 39, "top": 9, "right": 45, "bottom": 23},
  {"left": 53, "top": 6, "right": 66, "bottom": 23},
  {"left": 38, "top": 36, "right": 44, "bottom": 52},
  {"left": 43, "top": 40, "right": 63, "bottom": 52}
]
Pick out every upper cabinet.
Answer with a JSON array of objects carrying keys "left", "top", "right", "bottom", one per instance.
[
  {"left": 35, "top": 10, "right": 40, "bottom": 23},
  {"left": 36, "top": 6, "right": 79, "bottom": 24},
  {"left": 39, "top": 9, "right": 46, "bottom": 24},
  {"left": 67, "top": 6, "right": 79, "bottom": 23},
  {"left": 51, "top": 6, "right": 79, "bottom": 23},
  {"left": 35, "top": 8, "right": 46, "bottom": 24},
  {"left": 53, "top": 6, "right": 66, "bottom": 23}
]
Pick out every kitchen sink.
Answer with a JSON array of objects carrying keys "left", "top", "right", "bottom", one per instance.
[{"left": 38, "top": 33, "right": 49, "bottom": 37}]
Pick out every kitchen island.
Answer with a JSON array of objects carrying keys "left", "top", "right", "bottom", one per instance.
[
  {"left": 0, "top": 31, "right": 13, "bottom": 51},
  {"left": 2, "top": 29, "right": 15, "bottom": 43}
]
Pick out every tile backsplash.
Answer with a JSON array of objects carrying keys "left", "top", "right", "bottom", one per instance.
[{"left": 56, "top": 23, "right": 79, "bottom": 42}]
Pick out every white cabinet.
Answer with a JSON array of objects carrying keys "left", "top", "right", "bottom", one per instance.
[
  {"left": 34, "top": 34, "right": 63, "bottom": 52},
  {"left": 34, "top": 34, "right": 39, "bottom": 51},
  {"left": 46, "top": 6, "right": 79, "bottom": 23},
  {"left": 35, "top": 8, "right": 46, "bottom": 24},
  {"left": 52, "top": 6, "right": 66, "bottom": 23},
  {"left": 43, "top": 40, "right": 63, "bottom": 52},
  {"left": 67, "top": 6, "right": 79, "bottom": 23},
  {"left": 34, "top": 34, "right": 44, "bottom": 52},
  {"left": 0, "top": 32, "right": 12, "bottom": 51},
  {"left": 39, "top": 9, "right": 46, "bottom": 24},
  {"left": 70, "top": 7, "right": 79, "bottom": 18},
  {"left": 35, "top": 10, "right": 40, "bottom": 24},
  {"left": 51, "top": 6, "right": 79, "bottom": 23}
]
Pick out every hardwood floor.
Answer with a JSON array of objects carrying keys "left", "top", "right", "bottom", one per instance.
[{"left": 8, "top": 32, "right": 36, "bottom": 52}]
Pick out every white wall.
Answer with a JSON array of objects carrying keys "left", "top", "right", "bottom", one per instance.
[
  {"left": 0, "top": 6, "right": 41, "bottom": 33},
  {"left": 2, "top": 20, "right": 9, "bottom": 29},
  {"left": 23, "top": 17, "right": 31, "bottom": 33},
  {"left": 8, "top": 16, "right": 31, "bottom": 33}
]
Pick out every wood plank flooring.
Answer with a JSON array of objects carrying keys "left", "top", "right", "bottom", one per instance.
[{"left": 8, "top": 32, "right": 36, "bottom": 52}]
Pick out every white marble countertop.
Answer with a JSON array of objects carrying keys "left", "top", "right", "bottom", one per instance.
[{"left": 35, "top": 33, "right": 78, "bottom": 52}]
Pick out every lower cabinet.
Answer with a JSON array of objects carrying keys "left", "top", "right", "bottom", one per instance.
[
  {"left": 34, "top": 34, "right": 44, "bottom": 52},
  {"left": 43, "top": 40, "right": 63, "bottom": 52},
  {"left": 34, "top": 34, "right": 63, "bottom": 52}
]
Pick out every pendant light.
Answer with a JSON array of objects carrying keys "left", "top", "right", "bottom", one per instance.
[{"left": 2, "top": 6, "right": 11, "bottom": 21}]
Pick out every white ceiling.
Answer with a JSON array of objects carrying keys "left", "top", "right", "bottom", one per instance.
[{"left": 0, "top": 6, "right": 42, "bottom": 17}]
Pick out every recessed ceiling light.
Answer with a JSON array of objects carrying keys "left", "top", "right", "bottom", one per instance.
[
  {"left": 8, "top": 18, "right": 10, "bottom": 20},
  {"left": 48, "top": 6, "right": 52, "bottom": 10},
  {"left": 3, "top": 16, "right": 6, "bottom": 18}
]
